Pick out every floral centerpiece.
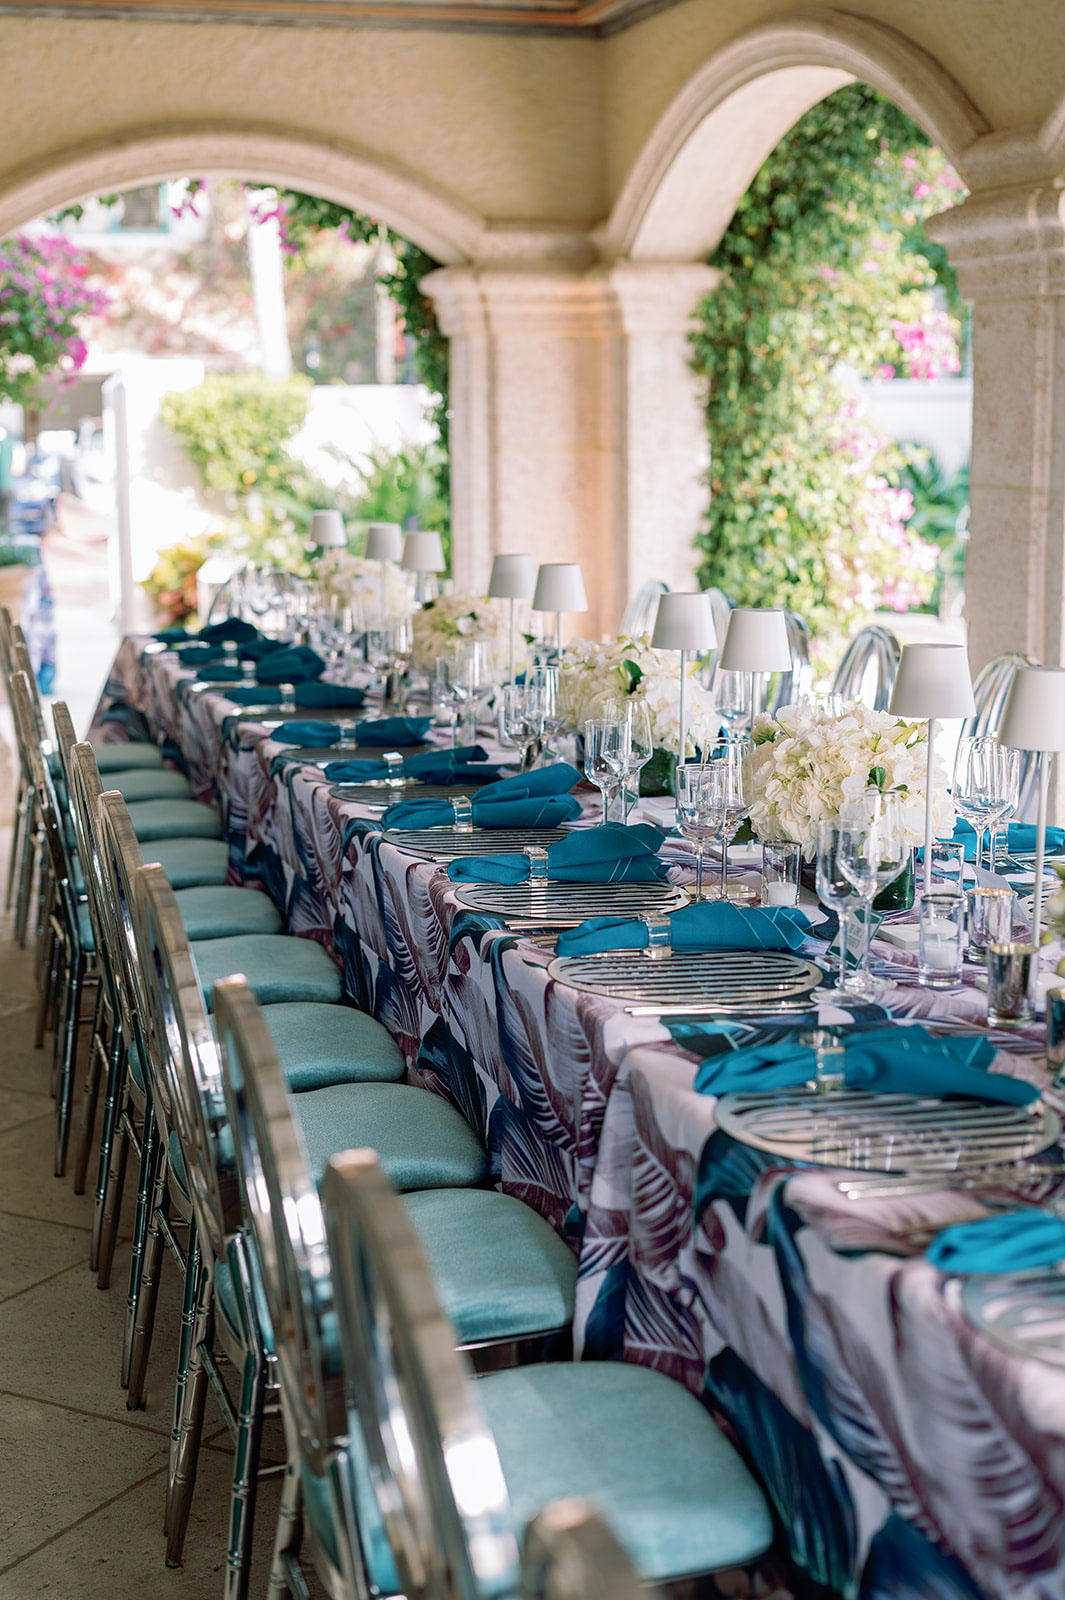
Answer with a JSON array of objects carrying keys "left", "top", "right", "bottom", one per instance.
[
  {"left": 558, "top": 635, "right": 720, "bottom": 787},
  {"left": 316, "top": 549, "right": 411, "bottom": 619},
  {"left": 411, "top": 593, "right": 511, "bottom": 677},
  {"left": 746, "top": 699, "right": 954, "bottom": 865}
]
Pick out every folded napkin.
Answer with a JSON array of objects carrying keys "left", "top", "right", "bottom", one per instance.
[
  {"left": 926, "top": 1209, "right": 1065, "bottom": 1274},
  {"left": 153, "top": 625, "right": 191, "bottom": 643},
  {"left": 197, "top": 662, "right": 247, "bottom": 682},
  {"left": 483, "top": 763, "right": 581, "bottom": 800},
  {"left": 389, "top": 793, "right": 582, "bottom": 833},
  {"left": 324, "top": 745, "right": 496, "bottom": 784},
  {"left": 555, "top": 901, "right": 812, "bottom": 957},
  {"left": 446, "top": 821, "right": 666, "bottom": 882},
  {"left": 286, "top": 682, "right": 366, "bottom": 709},
  {"left": 256, "top": 646, "right": 326, "bottom": 685},
  {"left": 948, "top": 817, "right": 1065, "bottom": 860},
  {"left": 172, "top": 641, "right": 226, "bottom": 662},
  {"left": 694, "top": 1024, "right": 1039, "bottom": 1105},
  {"left": 198, "top": 618, "right": 260, "bottom": 644},
  {"left": 349, "top": 717, "right": 433, "bottom": 747},
  {"left": 223, "top": 685, "right": 284, "bottom": 706}
]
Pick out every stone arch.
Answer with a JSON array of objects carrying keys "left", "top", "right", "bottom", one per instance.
[
  {"left": 0, "top": 123, "right": 484, "bottom": 263},
  {"left": 602, "top": 8, "right": 990, "bottom": 264}
]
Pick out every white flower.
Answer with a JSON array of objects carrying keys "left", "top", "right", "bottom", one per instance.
[
  {"left": 316, "top": 550, "right": 411, "bottom": 619},
  {"left": 411, "top": 593, "right": 512, "bottom": 678},
  {"left": 558, "top": 634, "right": 718, "bottom": 758}
]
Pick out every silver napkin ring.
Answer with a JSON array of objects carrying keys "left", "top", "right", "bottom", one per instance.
[
  {"left": 525, "top": 846, "right": 550, "bottom": 884},
  {"left": 221, "top": 640, "right": 240, "bottom": 656},
  {"left": 451, "top": 795, "right": 474, "bottom": 832},
  {"left": 381, "top": 750, "right": 405, "bottom": 785},
  {"left": 642, "top": 916, "right": 672, "bottom": 960}
]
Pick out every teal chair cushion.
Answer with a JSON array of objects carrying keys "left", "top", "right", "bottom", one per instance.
[
  {"left": 213, "top": 1255, "right": 274, "bottom": 1357},
  {"left": 93, "top": 743, "right": 164, "bottom": 772},
  {"left": 404, "top": 1188, "right": 576, "bottom": 1344},
  {"left": 192, "top": 934, "right": 343, "bottom": 1009},
  {"left": 301, "top": 1433, "right": 400, "bottom": 1596},
  {"left": 127, "top": 798, "right": 224, "bottom": 842},
  {"left": 257, "top": 1002, "right": 406, "bottom": 1090},
  {"left": 173, "top": 885, "right": 283, "bottom": 940},
  {"left": 480, "top": 1363, "right": 774, "bottom": 1581},
  {"left": 292, "top": 1082, "right": 488, "bottom": 1191},
  {"left": 108, "top": 769, "right": 193, "bottom": 803},
  {"left": 145, "top": 838, "right": 230, "bottom": 889}
]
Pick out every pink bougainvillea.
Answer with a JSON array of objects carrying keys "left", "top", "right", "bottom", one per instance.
[{"left": 0, "top": 232, "right": 110, "bottom": 405}]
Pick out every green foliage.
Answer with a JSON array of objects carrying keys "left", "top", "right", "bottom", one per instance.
[
  {"left": 349, "top": 440, "right": 450, "bottom": 558},
  {"left": 0, "top": 539, "right": 35, "bottom": 568},
  {"left": 160, "top": 371, "right": 312, "bottom": 495},
  {"left": 691, "top": 84, "right": 966, "bottom": 655},
  {"left": 899, "top": 446, "right": 969, "bottom": 614}
]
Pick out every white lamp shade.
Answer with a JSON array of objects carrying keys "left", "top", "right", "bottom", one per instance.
[
  {"left": 719, "top": 607, "right": 792, "bottom": 672},
  {"left": 309, "top": 509, "right": 347, "bottom": 548},
  {"left": 488, "top": 553, "right": 536, "bottom": 600},
  {"left": 997, "top": 665, "right": 1065, "bottom": 751},
  {"left": 889, "top": 643, "right": 975, "bottom": 719},
  {"left": 650, "top": 592, "right": 717, "bottom": 651},
  {"left": 532, "top": 562, "right": 587, "bottom": 614},
  {"left": 364, "top": 522, "right": 403, "bottom": 562},
  {"left": 401, "top": 530, "right": 446, "bottom": 573}
]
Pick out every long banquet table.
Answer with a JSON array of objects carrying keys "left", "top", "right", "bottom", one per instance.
[{"left": 93, "top": 637, "right": 1065, "bottom": 1600}]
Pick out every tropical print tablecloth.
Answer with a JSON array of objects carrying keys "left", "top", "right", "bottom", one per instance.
[{"left": 91, "top": 637, "right": 1065, "bottom": 1600}]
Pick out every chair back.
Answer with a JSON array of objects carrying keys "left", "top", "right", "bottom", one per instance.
[
  {"left": 830, "top": 625, "right": 901, "bottom": 710},
  {"left": 767, "top": 611, "right": 813, "bottom": 712},
  {"left": 321, "top": 1147, "right": 521, "bottom": 1600},
  {"left": 520, "top": 1502, "right": 645, "bottom": 1600},
  {"left": 9, "top": 670, "right": 79, "bottom": 925},
  {"left": 620, "top": 580, "right": 667, "bottom": 640},
  {"left": 54, "top": 717, "right": 116, "bottom": 987},
  {"left": 10, "top": 623, "right": 47, "bottom": 741},
  {"left": 96, "top": 790, "right": 170, "bottom": 1098},
  {"left": 212, "top": 978, "right": 364, "bottom": 1596},
  {"left": 960, "top": 651, "right": 1041, "bottom": 821},
  {"left": 135, "top": 863, "right": 237, "bottom": 1252},
  {"left": 0, "top": 604, "right": 15, "bottom": 685}
]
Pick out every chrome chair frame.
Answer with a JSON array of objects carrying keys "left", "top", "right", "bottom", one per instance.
[
  {"left": 830, "top": 625, "right": 901, "bottom": 711},
  {"left": 0, "top": 605, "right": 30, "bottom": 923},
  {"left": 620, "top": 579, "right": 668, "bottom": 640},
  {"left": 767, "top": 611, "right": 813, "bottom": 712},
  {"left": 962, "top": 651, "right": 1041, "bottom": 822},
  {"left": 9, "top": 621, "right": 50, "bottom": 949},
  {"left": 520, "top": 1501, "right": 647, "bottom": 1600}
]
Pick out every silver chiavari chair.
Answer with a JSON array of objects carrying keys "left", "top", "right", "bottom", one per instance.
[
  {"left": 768, "top": 611, "right": 813, "bottom": 711},
  {"left": 321, "top": 1148, "right": 775, "bottom": 1600},
  {"left": 620, "top": 579, "right": 668, "bottom": 639},
  {"left": 520, "top": 1501, "right": 647, "bottom": 1600},
  {"left": 961, "top": 651, "right": 1041, "bottom": 820},
  {"left": 0, "top": 605, "right": 31, "bottom": 925},
  {"left": 830, "top": 624, "right": 901, "bottom": 710},
  {"left": 6, "top": 621, "right": 48, "bottom": 947},
  {"left": 213, "top": 976, "right": 582, "bottom": 1600}
]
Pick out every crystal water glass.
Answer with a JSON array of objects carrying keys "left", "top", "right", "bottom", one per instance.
[
  {"left": 529, "top": 666, "right": 562, "bottom": 761},
  {"left": 967, "top": 885, "right": 1014, "bottom": 963},
  {"left": 837, "top": 794, "right": 907, "bottom": 998},
  {"left": 613, "top": 699, "right": 652, "bottom": 820},
  {"left": 815, "top": 820, "right": 866, "bottom": 990},
  {"left": 502, "top": 683, "right": 546, "bottom": 772},
  {"left": 702, "top": 743, "right": 750, "bottom": 901},
  {"left": 919, "top": 892, "right": 965, "bottom": 988},
  {"left": 953, "top": 735, "right": 1014, "bottom": 873},
  {"left": 986, "top": 744, "right": 1021, "bottom": 872},
  {"left": 675, "top": 763, "right": 719, "bottom": 899},
  {"left": 713, "top": 668, "right": 752, "bottom": 739},
  {"left": 431, "top": 659, "right": 461, "bottom": 743},
  {"left": 454, "top": 640, "right": 492, "bottom": 739},
  {"left": 583, "top": 718, "right": 624, "bottom": 825},
  {"left": 926, "top": 841, "right": 966, "bottom": 898}
]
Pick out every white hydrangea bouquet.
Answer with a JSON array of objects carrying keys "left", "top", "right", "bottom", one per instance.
[
  {"left": 746, "top": 699, "right": 955, "bottom": 860},
  {"left": 316, "top": 549, "right": 412, "bottom": 619},
  {"left": 411, "top": 593, "right": 511, "bottom": 677},
  {"left": 558, "top": 635, "right": 719, "bottom": 762}
]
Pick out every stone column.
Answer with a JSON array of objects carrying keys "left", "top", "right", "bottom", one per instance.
[
  {"left": 422, "top": 260, "right": 717, "bottom": 643},
  {"left": 928, "top": 181, "right": 1065, "bottom": 673}
]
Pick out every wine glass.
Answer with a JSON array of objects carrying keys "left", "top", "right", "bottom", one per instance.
[
  {"left": 454, "top": 640, "right": 493, "bottom": 739},
  {"left": 502, "top": 684, "right": 546, "bottom": 773},
  {"left": 675, "top": 763, "right": 718, "bottom": 899},
  {"left": 986, "top": 744, "right": 1021, "bottom": 873},
  {"left": 713, "top": 668, "right": 752, "bottom": 740},
  {"left": 837, "top": 794, "right": 908, "bottom": 998},
  {"left": 583, "top": 718, "right": 623, "bottom": 825},
  {"left": 816, "top": 821, "right": 865, "bottom": 989},
  {"left": 431, "top": 659, "right": 461, "bottom": 745},
  {"left": 703, "top": 743, "right": 750, "bottom": 901},
  {"left": 953, "top": 735, "right": 1013, "bottom": 873},
  {"left": 616, "top": 699, "right": 653, "bottom": 820},
  {"left": 529, "top": 666, "right": 562, "bottom": 761}
]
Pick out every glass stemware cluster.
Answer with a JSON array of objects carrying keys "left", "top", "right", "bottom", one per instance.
[
  {"left": 675, "top": 741, "right": 750, "bottom": 900},
  {"left": 816, "top": 793, "right": 907, "bottom": 997},
  {"left": 581, "top": 701, "right": 653, "bottom": 824},
  {"left": 952, "top": 734, "right": 1020, "bottom": 872}
]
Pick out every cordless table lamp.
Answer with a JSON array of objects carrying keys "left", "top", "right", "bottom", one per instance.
[
  {"left": 717, "top": 608, "right": 793, "bottom": 733},
  {"left": 650, "top": 592, "right": 717, "bottom": 765},
  {"left": 532, "top": 563, "right": 587, "bottom": 662},
  {"left": 401, "top": 529, "right": 447, "bottom": 606},
  {"left": 888, "top": 643, "right": 975, "bottom": 896},
  {"left": 996, "top": 665, "right": 1065, "bottom": 946},
  {"left": 365, "top": 522, "right": 403, "bottom": 623},
  {"left": 308, "top": 509, "right": 347, "bottom": 550},
  {"left": 488, "top": 553, "right": 536, "bottom": 684}
]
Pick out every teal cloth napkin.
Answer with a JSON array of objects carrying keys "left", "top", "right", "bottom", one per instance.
[
  {"left": 197, "top": 662, "right": 246, "bottom": 682},
  {"left": 555, "top": 901, "right": 812, "bottom": 956},
  {"left": 324, "top": 745, "right": 496, "bottom": 784},
  {"left": 353, "top": 717, "right": 432, "bottom": 746},
  {"left": 271, "top": 720, "right": 361, "bottom": 747},
  {"left": 257, "top": 646, "right": 325, "bottom": 684},
  {"left": 478, "top": 763, "right": 581, "bottom": 801},
  {"left": 223, "top": 685, "right": 284, "bottom": 706},
  {"left": 446, "top": 821, "right": 667, "bottom": 882},
  {"left": 271, "top": 715, "right": 431, "bottom": 748},
  {"left": 694, "top": 1024, "right": 1038, "bottom": 1105},
  {"left": 286, "top": 682, "right": 366, "bottom": 709},
  {"left": 926, "top": 1209, "right": 1065, "bottom": 1273},
  {"left": 386, "top": 793, "right": 581, "bottom": 833},
  {"left": 948, "top": 817, "right": 1065, "bottom": 860}
]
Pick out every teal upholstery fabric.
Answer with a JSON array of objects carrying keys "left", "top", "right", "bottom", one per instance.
[
  {"left": 480, "top": 1363, "right": 774, "bottom": 1580},
  {"left": 291, "top": 1082, "right": 487, "bottom": 1190},
  {"left": 167, "top": 1129, "right": 188, "bottom": 1195},
  {"left": 258, "top": 1002, "right": 406, "bottom": 1090},
  {"left": 213, "top": 1256, "right": 275, "bottom": 1357},
  {"left": 108, "top": 769, "right": 192, "bottom": 803},
  {"left": 301, "top": 1431, "right": 400, "bottom": 1594},
  {"left": 173, "top": 884, "right": 283, "bottom": 940},
  {"left": 76, "top": 902, "right": 95, "bottom": 953},
  {"left": 93, "top": 743, "right": 164, "bottom": 772},
  {"left": 127, "top": 798, "right": 224, "bottom": 842},
  {"left": 144, "top": 837, "right": 230, "bottom": 889},
  {"left": 128, "top": 1042, "right": 146, "bottom": 1093},
  {"left": 191, "top": 934, "right": 343, "bottom": 1009},
  {"left": 403, "top": 1189, "right": 576, "bottom": 1343}
]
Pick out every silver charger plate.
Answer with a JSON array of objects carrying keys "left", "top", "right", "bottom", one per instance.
[
  {"left": 329, "top": 778, "right": 497, "bottom": 807},
  {"left": 715, "top": 1088, "right": 1061, "bottom": 1174},
  {"left": 962, "top": 1270, "right": 1065, "bottom": 1364},
  {"left": 454, "top": 881, "right": 689, "bottom": 926},
  {"left": 383, "top": 825, "right": 572, "bottom": 859},
  {"left": 548, "top": 950, "right": 823, "bottom": 1007}
]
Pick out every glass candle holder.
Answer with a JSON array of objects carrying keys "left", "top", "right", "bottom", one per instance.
[
  {"left": 919, "top": 892, "right": 965, "bottom": 988},
  {"left": 926, "top": 842, "right": 966, "bottom": 898},
  {"left": 967, "top": 886, "right": 1014, "bottom": 963},
  {"left": 987, "top": 942, "right": 1036, "bottom": 1028},
  {"left": 762, "top": 839, "right": 802, "bottom": 906}
]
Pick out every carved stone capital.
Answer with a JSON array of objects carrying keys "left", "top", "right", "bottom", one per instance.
[{"left": 928, "top": 182, "right": 1065, "bottom": 301}]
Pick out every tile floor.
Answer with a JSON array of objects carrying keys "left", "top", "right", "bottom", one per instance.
[{"left": 0, "top": 909, "right": 285, "bottom": 1598}]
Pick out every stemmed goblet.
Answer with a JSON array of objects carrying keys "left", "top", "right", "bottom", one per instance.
[
  {"left": 583, "top": 718, "right": 624, "bottom": 825},
  {"left": 502, "top": 683, "right": 547, "bottom": 773},
  {"left": 703, "top": 741, "right": 750, "bottom": 901},
  {"left": 953, "top": 735, "right": 1014, "bottom": 873},
  {"left": 836, "top": 794, "right": 908, "bottom": 999},
  {"left": 675, "top": 763, "right": 718, "bottom": 899},
  {"left": 816, "top": 819, "right": 869, "bottom": 992}
]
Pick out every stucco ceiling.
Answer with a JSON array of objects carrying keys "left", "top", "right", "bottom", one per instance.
[{"left": 0, "top": 0, "right": 680, "bottom": 33}]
